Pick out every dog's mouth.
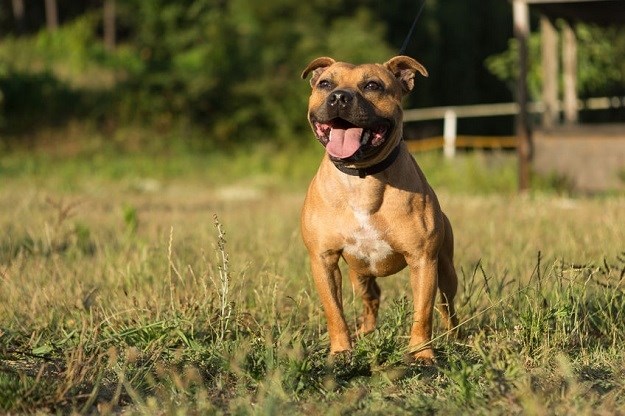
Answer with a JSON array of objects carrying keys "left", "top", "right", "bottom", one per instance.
[{"left": 312, "top": 118, "right": 390, "bottom": 160}]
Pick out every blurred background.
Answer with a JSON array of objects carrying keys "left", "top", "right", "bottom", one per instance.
[{"left": 0, "top": 0, "right": 624, "bottom": 191}]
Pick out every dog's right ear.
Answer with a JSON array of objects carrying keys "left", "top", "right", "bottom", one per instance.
[{"left": 301, "top": 57, "right": 336, "bottom": 87}]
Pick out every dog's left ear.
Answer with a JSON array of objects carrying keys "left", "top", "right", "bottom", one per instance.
[
  {"left": 383, "top": 56, "right": 428, "bottom": 95},
  {"left": 301, "top": 57, "right": 336, "bottom": 87}
]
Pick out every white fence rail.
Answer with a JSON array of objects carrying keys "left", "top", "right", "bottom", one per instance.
[{"left": 404, "top": 96, "right": 625, "bottom": 157}]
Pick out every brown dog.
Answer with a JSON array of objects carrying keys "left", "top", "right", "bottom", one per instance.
[{"left": 300, "top": 56, "right": 458, "bottom": 363}]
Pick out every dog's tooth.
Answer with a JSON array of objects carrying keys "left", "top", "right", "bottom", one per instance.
[{"left": 361, "top": 130, "right": 370, "bottom": 145}]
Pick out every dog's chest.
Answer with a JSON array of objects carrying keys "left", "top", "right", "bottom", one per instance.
[{"left": 342, "top": 210, "right": 394, "bottom": 265}]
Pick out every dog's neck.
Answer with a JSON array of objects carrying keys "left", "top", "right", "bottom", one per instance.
[{"left": 331, "top": 144, "right": 401, "bottom": 178}]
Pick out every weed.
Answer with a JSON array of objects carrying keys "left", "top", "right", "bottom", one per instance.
[{"left": 212, "top": 214, "right": 233, "bottom": 344}]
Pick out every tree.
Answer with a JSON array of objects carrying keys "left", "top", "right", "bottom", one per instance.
[
  {"left": 103, "top": 0, "right": 116, "bottom": 51},
  {"left": 11, "top": 0, "right": 25, "bottom": 33},
  {"left": 111, "top": 0, "right": 395, "bottom": 143},
  {"left": 486, "top": 22, "right": 625, "bottom": 101},
  {"left": 44, "top": 0, "right": 58, "bottom": 32}
]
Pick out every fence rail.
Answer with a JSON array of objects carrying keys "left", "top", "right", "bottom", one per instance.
[
  {"left": 406, "top": 135, "right": 517, "bottom": 153},
  {"left": 403, "top": 96, "right": 625, "bottom": 157},
  {"left": 403, "top": 96, "right": 625, "bottom": 122}
]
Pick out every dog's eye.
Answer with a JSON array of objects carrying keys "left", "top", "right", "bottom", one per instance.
[
  {"left": 364, "top": 81, "right": 382, "bottom": 91},
  {"left": 317, "top": 80, "right": 333, "bottom": 89}
]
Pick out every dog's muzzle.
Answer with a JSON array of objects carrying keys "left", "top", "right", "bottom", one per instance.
[{"left": 312, "top": 118, "right": 390, "bottom": 160}]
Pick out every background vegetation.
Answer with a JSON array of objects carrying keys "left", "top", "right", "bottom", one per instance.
[{"left": 2, "top": 0, "right": 624, "bottom": 150}]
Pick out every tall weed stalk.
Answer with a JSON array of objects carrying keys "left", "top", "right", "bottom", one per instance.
[{"left": 213, "top": 214, "right": 232, "bottom": 344}]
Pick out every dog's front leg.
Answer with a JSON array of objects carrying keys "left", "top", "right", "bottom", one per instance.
[
  {"left": 310, "top": 251, "right": 352, "bottom": 353},
  {"left": 407, "top": 256, "right": 438, "bottom": 363}
]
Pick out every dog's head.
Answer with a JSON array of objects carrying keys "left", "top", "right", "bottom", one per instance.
[{"left": 302, "top": 56, "right": 427, "bottom": 165}]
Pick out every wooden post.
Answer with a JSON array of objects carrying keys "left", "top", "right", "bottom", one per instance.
[
  {"left": 513, "top": 0, "right": 532, "bottom": 192},
  {"left": 541, "top": 16, "right": 558, "bottom": 129},
  {"left": 44, "top": 0, "right": 58, "bottom": 32},
  {"left": 11, "top": 0, "right": 25, "bottom": 33},
  {"left": 443, "top": 109, "right": 457, "bottom": 158},
  {"left": 562, "top": 21, "right": 578, "bottom": 124}
]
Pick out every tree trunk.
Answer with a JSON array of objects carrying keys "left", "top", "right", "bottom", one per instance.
[
  {"left": 104, "top": 0, "right": 116, "bottom": 51},
  {"left": 11, "top": 0, "right": 25, "bottom": 33},
  {"left": 45, "top": 0, "right": 59, "bottom": 32}
]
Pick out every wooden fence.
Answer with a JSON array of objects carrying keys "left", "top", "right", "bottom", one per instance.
[
  {"left": 403, "top": 96, "right": 625, "bottom": 156},
  {"left": 406, "top": 135, "right": 517, "bottom": 153}
]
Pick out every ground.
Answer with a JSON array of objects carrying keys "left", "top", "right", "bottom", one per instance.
[{"left": 1, "top": 149, "right": 624, "bottom": 414}]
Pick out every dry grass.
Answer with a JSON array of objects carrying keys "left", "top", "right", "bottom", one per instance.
[{"left": 1, "top": 149, "right": 625, "bottom": 414}]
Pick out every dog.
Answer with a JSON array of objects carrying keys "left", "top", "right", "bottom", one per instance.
[{"left": 300, "top": 56, "right": 458, "bottom": 363}]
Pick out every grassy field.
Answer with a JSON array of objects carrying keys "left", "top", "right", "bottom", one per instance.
[{"left": 1, "top": 144, "right": 625, "bottom": 414}]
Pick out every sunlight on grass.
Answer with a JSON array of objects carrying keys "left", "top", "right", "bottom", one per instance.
[{"left": 1, "top": 144, "right": 625, "bottom": 414}]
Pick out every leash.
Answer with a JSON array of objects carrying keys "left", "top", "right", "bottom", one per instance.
[
  {"left": 331, "top": 3, "right": 425, "bottom": 178},
  {"left": 332, "top": 145, "right": 401, "bottom": 178},
  {"left": 398, "top": 0, "right": 427, "bottom": 55}
]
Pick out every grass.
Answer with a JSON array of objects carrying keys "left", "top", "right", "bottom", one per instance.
[{"left": 1, "top": 140, "right": 625, "bottom": 414}]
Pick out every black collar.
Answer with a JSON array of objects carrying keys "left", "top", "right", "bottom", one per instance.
[{"left": 332, "top": 145, "right": 401, "bottom": 178}]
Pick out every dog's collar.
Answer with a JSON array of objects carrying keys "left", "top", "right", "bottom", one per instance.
[{"left": 331, "top": 144, "right": 401, "bottom": 178}]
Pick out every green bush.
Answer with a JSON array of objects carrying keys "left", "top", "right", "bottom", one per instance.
[{"left": 0, "top": 1, "right": 397, "bottom": 146}]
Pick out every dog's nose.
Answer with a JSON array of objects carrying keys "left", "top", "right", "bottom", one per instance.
[{"left": 328, "top": 90, "right": 353, "bottom": 108}]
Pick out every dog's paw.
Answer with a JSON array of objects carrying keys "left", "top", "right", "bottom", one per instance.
[
  {"left": 403, "top": 348, "right": 437, "bottom": 367},
  {"left": 354, "top": 325, "right": 375, "bottom": 338}
]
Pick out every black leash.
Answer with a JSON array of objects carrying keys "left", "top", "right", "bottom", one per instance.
[
  {"left": 399, "top": 0, "right": 427, "bottom": 55},
  {"left": 331, "top": 3, "right": 425, "bottom": 178}
]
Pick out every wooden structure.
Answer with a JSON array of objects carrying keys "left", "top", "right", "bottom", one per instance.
[
  {"left": 511, "top": 0, "right": 625, "bottom": 191},
  {"left": 403, "top": 96, "right": 624, "bottom": 157},
  {"left": 403, "top": 1, "right": 624, "bottom": 192},
  {"left": 513, "top": 0, "right": 532, "bottom": 190},
  {"left": 533, "top": 125, "right": 625, "bottom": 193},
  {"left": 406, "top": 135, "right": 517, "bottom": 153}
]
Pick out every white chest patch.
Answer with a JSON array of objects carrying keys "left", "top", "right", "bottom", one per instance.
[{"left": 343, "top": 210, "right": 394, "bottom": 267}]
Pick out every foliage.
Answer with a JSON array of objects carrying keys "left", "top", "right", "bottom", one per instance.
[
  {"left": 576, "top": 24, "right": 625, "bottom": 96},
  {"left": 0, "top": 0, "right": 402, "bottom": 145},
  {"left": 484, "top": 34, "right": 544, "bottom": 100},
  {"left": 0, "top": 0, "right": 517, "bottom": 147},
  {"left": 485, "top": 21, "right": 625, "bottom": 100},
  {"left": 0, "top": 14, "right": 141, "bottom": 133},
  {"left": 1, "top": 1, "right": 625, "bottom": 148},
  {"left": 111, "top": 0, "right": 399, "bottom": 143}
]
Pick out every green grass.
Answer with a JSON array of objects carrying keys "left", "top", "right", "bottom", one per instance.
[{"left": 1, "top": 142, "right": 625, "bottom": 414}]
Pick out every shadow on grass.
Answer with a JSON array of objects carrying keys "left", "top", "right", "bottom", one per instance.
[{"left": 0, "top": 70, "right": 111, "bottom": 137}]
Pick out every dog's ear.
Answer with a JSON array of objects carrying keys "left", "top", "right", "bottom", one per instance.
[
  {"left": 383, "top": 55, "right": 428, "bottom": 95},
  {"left": 301, "top": 57, "right": 336, "bottom": 87}
]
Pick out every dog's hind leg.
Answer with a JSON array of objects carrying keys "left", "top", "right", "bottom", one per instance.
[
  {"left": 437, "top": 213, "right": 459, "bottom": 333},
  {"left": 348, "top": 269, "right": 381, "bottom": 336}
]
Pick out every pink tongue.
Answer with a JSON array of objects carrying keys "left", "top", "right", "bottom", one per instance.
[{"left": 326, "top": 127, "right": 363, "bottom": 159}]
